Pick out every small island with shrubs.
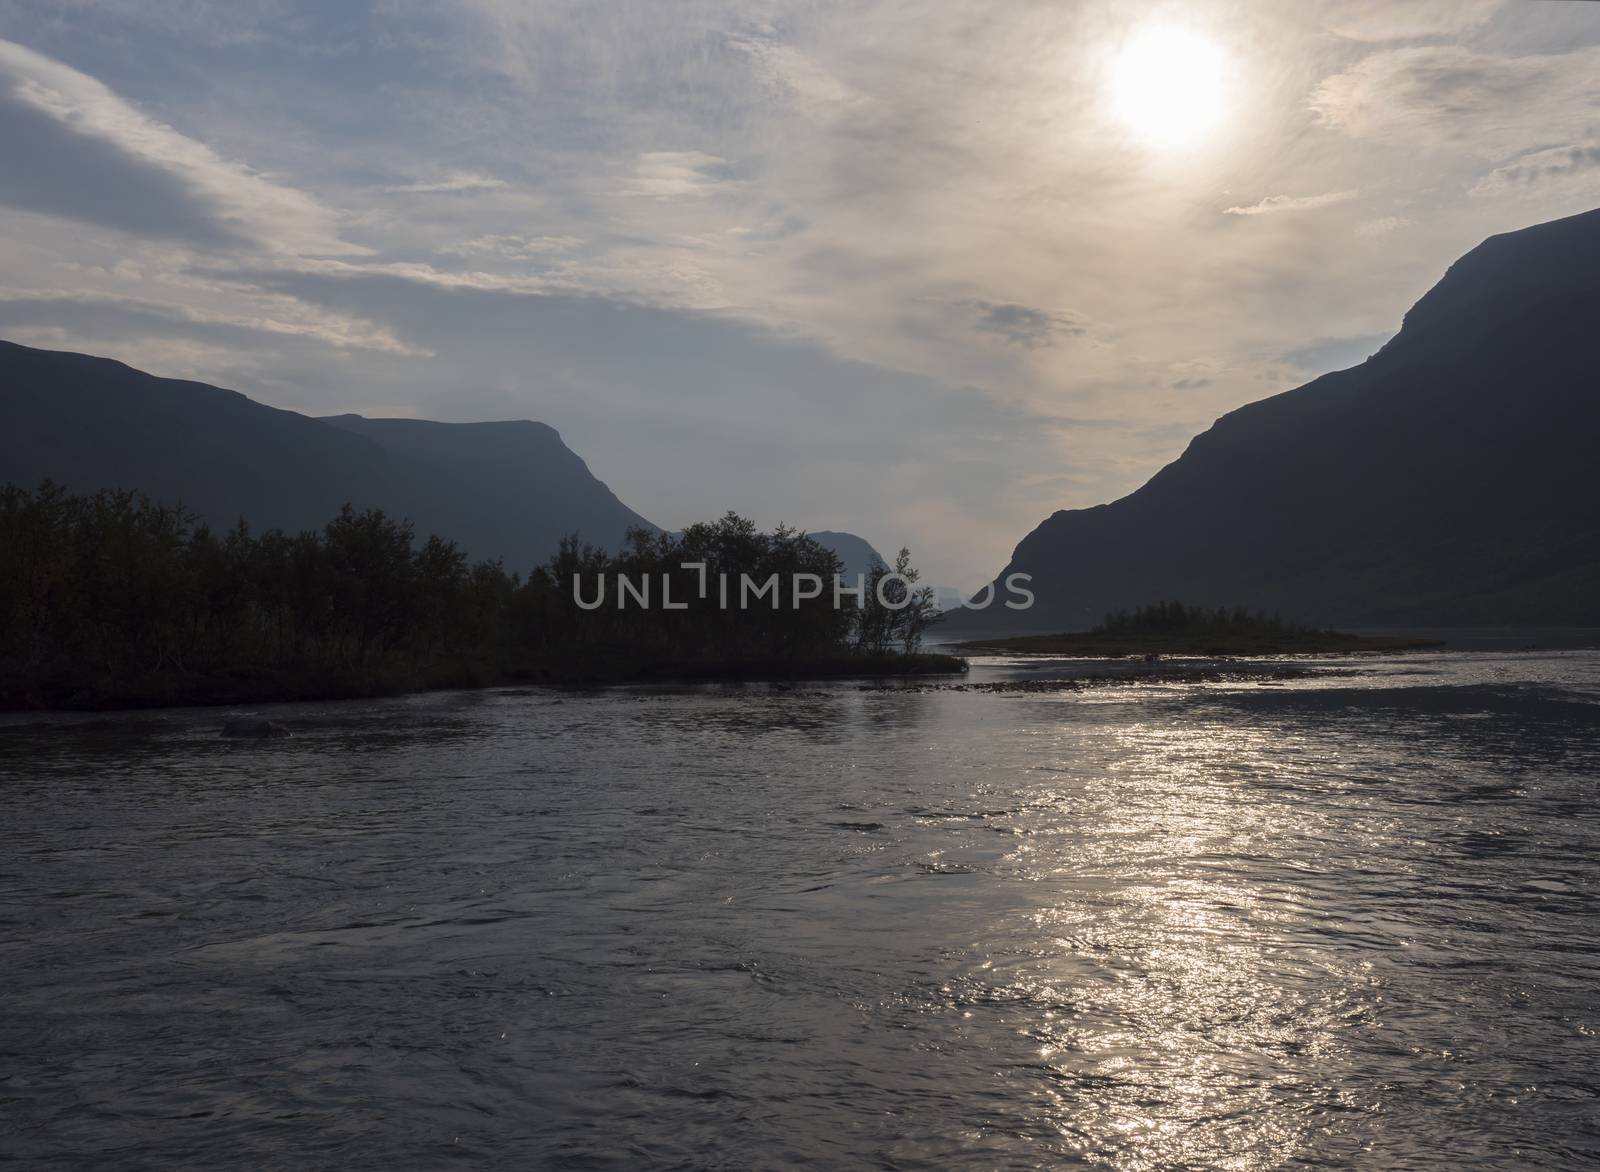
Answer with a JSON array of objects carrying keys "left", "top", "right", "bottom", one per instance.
[{"left": 952, "top": 601, "right": 1442, "bottom": 658}]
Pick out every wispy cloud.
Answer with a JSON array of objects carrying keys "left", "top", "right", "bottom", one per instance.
[
  {"left": 0, "top": 37, "right": 357, "bottom": 255},
  {"left": 624, "top": 151, "right": 734, "bottom": 200},
  {"left": 0, "top": 286, "right": 426, "bottom": 355},
  {"left": 1354, "top": 215, "right": 1413, "bottom": 238},
  {"left": 446, "top": 233, "right": 583, "bottom": 259},
  {"left": 1472, "top": 142, "right": 1600, "bottom": 196},
  {"left": 1322, "top": 0, "right": 1503, "bottom": 43},
  {"left": 728, "top": 34, "right": 860, "bottom": 119},
  {"left": 1224, "top": 191, "right": 1358, "bottom": 216},
  {"left": 383, "top": 171, "right": 509, "bottom": 195},
  {"left": 1310, "top": 44, "right": 1600, "bottom": 153}
]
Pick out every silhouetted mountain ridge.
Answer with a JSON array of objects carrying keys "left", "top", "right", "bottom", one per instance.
[
  {"left": 319, "top": 413, "right": 656, "bottom": 569},
  {"left": 955, "top": 207, "right": 1600, "bottom": 631},
  {"left": 807, "top": 531, "right": 887, "bottom": 582},
  {"left": 0, "top": 340, "right": 653, "bottom": 570}
]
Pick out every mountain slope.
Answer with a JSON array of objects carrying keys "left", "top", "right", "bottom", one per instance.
[
  {"left": 955, "top": 207, "right": 1600, "bottom": 631},
  {"left": 808, "top": 530, "right": 887, "bottom": 582},
  {"left": 0, "top": 340, "right": 653, "bottom": 571},
  {"left": 0, "top": 339, "right": 396, "bottom": 530},
  {"left": 320, "top": 414, "right": 655, "bottom": 568}
]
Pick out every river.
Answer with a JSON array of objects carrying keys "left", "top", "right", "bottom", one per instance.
[{"left": 3, "top": 650, "right": 1598, "bottom": 1169}]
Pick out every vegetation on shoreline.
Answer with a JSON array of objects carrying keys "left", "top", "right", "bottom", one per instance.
[
  {"left": 0, "top": 483, "right": 961, "bottom": 711},
  {"left": 953, "top": 600, "right": 1443, "bottom": 657}
]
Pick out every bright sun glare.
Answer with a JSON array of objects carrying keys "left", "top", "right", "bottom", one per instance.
[{"left": 1110, "top": 26, "right": 1227, "bottom": 148}]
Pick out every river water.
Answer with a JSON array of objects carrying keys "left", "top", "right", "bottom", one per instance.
[{"left": 3, "top": 651, "right": 1599, "bottom": 1169}]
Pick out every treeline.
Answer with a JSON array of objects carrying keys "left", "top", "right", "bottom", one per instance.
[
  {"left": 1095, "top": 600, "right": 1322, "bottom": 637},
  {"left": 554, "top": 516, "right": 942, "bottom": 661},
  {"left": 0, "top": 482, "right": 951, "bottom": 708}
]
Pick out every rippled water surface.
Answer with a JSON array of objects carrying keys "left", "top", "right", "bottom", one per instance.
[{"left": 3, "top": 651, "right": 1600, "bottom": 1169}]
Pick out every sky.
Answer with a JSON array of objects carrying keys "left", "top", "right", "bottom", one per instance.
[{"left": 1, "top": 0, "right": 1597, "bottom": 587}]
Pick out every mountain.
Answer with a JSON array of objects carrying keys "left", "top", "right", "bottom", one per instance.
[
  {"left": 0, "top": 340, "right": 654, "bottom": 570},
  {"left": 808, "top": 530, "right": 887, "bottom": 582},
  {"left": 319, "top": 414, "right": 656, "bottom": 568},
  {"left": 954, "top": 207, "right": 1600, "bottom": 632}
]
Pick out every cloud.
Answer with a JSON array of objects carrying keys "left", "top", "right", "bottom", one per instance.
[
  {"left": 0, "top": 285, "right": 430, "bottom": 409},
  {"left": 1311, "top": 40, "right": 1600, "bottom": 213},
  {"left": 461, "top": 0, "right": 773, "bottom": 127},
  {"left": 230, "top": 251, "right": 736, "bottom": 315},
  {"left": 1354, "top": 215, "right": 1413, "bottom": 237},
  {"left": 1166, "top": 358, "right": 1218, "bottom": 391},
  {"left": 383, "top": 171, "right": 509, "bottom": 195},
  {"left": 0, "top": 287, "right": 426, "bottom": 355},
  {"left": 0, "top": 37, "right": 356, "bottom": 254},
  {"left": 625, "top": 151, "right": 734, "bottom": 199},
  {"left": 1471, "top": 142, "right": 1600, "bottom": 196},
  {"left": 1223, "top": 191, "right": 1358, "bottom": 216},
  {"left": 446, "top": 233, "right": 584, "bottom": 259},
  {"left": 1322, "top": 0, "right": 1503, "bottom": 43},
  {"left": 1310, "top": 44, "right": 1600, "bottom": 154},
  {"left": 964, "top": 300, "right": 1086, "bottom": 349},
  {"left": 728, "top": 34, "right": 861, "bottom": 119}
]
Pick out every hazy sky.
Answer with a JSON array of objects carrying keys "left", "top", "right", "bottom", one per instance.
[{"left": 1, "top": 1, "right": 1597, "bottom": 584}]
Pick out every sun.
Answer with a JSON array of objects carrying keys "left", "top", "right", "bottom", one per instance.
[{"left": 1110, "top": 26, "right": 1227, "bottom": 148}]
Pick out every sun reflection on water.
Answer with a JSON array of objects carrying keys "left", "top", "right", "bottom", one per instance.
[{"left": 979, "top": 714, "right": 1386, "bottom": 1167}]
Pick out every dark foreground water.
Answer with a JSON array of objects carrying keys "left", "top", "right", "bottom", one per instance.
[{"left": 3, "top": 651, "right": 1599, "bottom": 1170}]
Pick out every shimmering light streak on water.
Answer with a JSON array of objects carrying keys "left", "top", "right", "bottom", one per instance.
[{"left": 2, "top": 650, "right": 1598, "bottom": 1168}]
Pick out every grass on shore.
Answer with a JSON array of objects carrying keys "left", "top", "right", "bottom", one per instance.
[{"left": 0, "top": 652, "right": 969, "bottom": 713}]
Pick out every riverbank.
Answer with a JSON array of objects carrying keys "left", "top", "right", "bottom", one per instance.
[
  {"left": 950, "top": 631, "right": 1442, "bottom": 657},
  {"left": 0, "top": 652, "right": 969, "bottom": 713}
]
